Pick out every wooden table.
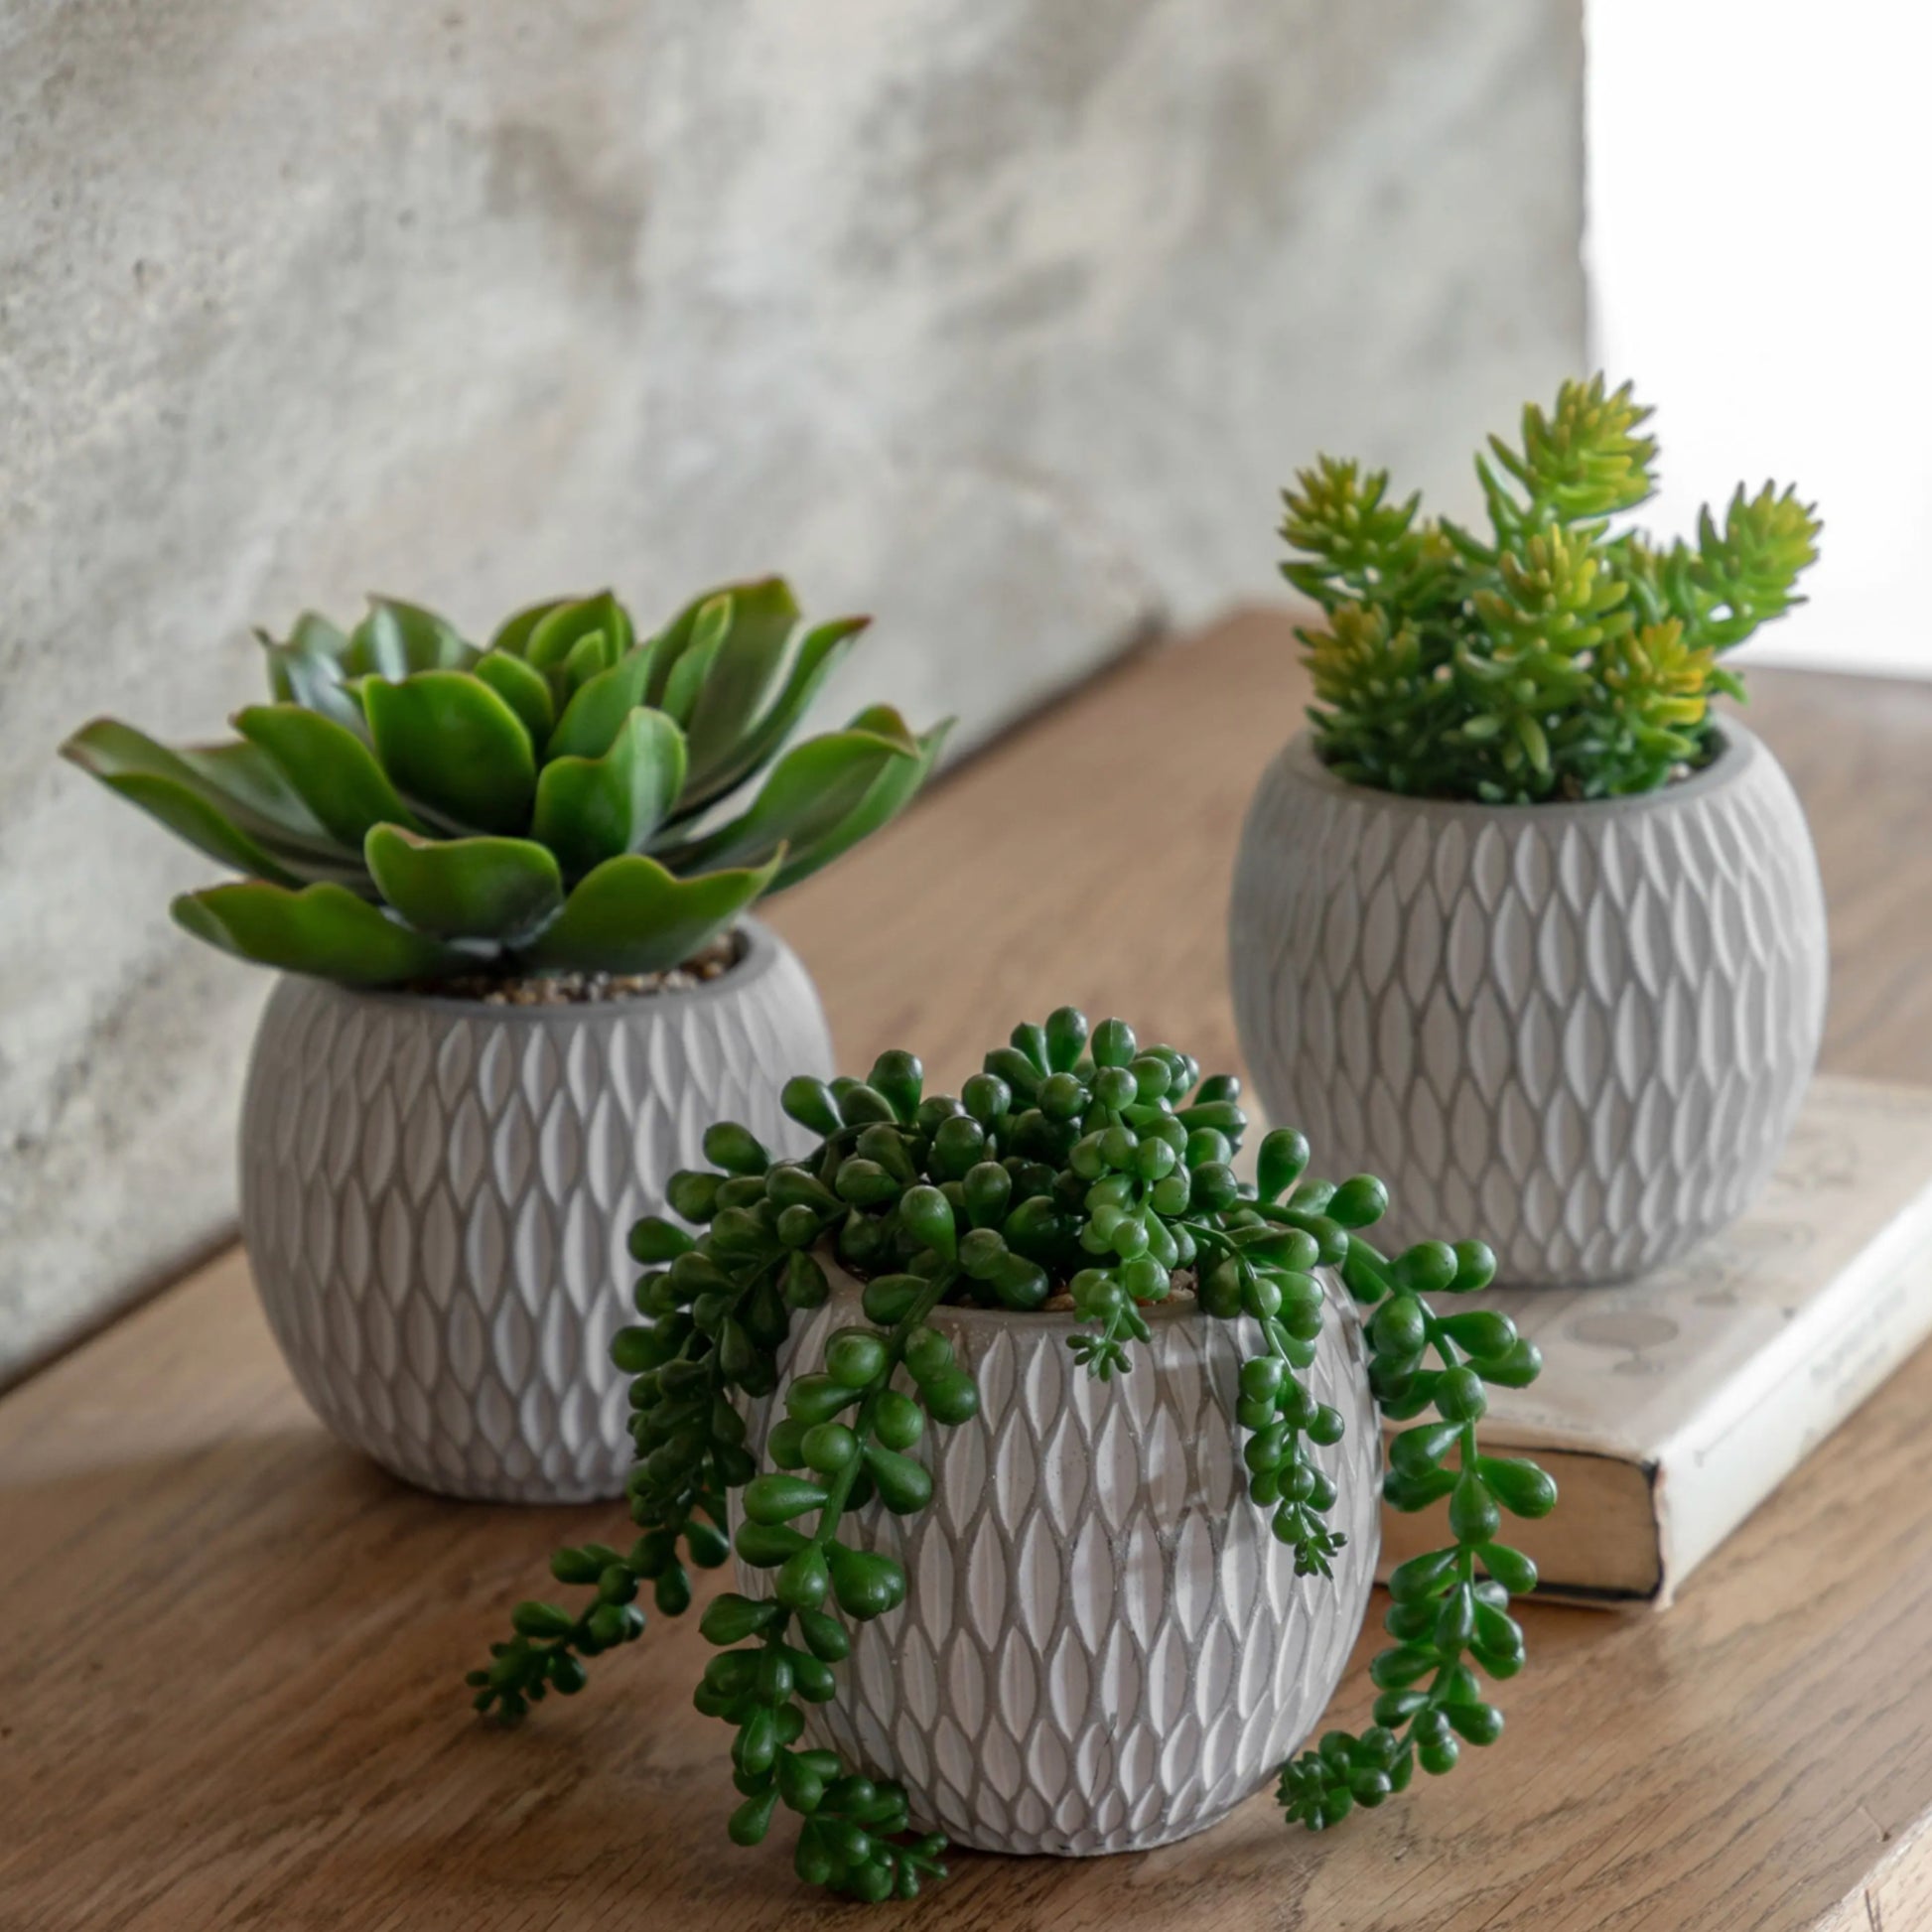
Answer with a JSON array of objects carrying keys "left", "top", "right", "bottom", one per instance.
[{"left": 8, "top": 614, "right": 1932, "bottom": 1931}]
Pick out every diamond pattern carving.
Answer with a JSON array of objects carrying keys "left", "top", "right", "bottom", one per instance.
[
  {"left": 741, "top": 1276, "right": 1381, "bottom": 1856},
  {"left": 239, "top": 922, "right": 831, "bottom": 1502},
  {"left": 1231, "top": 728, "right": 1828, "bottom": 1285}
]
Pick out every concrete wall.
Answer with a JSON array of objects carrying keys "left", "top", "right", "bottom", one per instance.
[{"left": 0, "top": 0, "right": 1585, "bottom": 1381}]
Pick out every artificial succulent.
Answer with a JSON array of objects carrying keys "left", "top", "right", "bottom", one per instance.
[
  {"left": 473, "top": 1009, "right": 1556, "bottom": 1901},
  {"left": 1283, "top": 375, "right": 1822, "bottom": 801},
  {"left": 62, "top": 581, "right": 947, "bottom": 984}
]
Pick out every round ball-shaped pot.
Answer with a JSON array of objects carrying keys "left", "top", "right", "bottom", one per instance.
[
  {"left": 739, "top": 1269, "right": 1381, "bottom": 1857},
  {"left": 239, "top": 918, "right": 830, "bottom": 1502},
  {"left": 1230, "top": 725, "right": 1828, "bottom": 1287}
]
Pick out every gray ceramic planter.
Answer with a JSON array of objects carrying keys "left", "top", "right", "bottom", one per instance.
[
  {"left": 238, "top": 918, "right": 831, "bottom": 1502},
  {"left": 1229, "top": 725, "right": 1828, "bottom": 1287},
  {"left": 738, "top": 1269, "right": 1381, "bottom": 1857}
]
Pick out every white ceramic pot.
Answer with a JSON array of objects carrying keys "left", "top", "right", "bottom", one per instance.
[
  {"left": 238, "top": 918, "right": 831, "bottom": 1503},
  {"left": 1229, "top": 725, "right": 1828, "bottom": 1287},
  {"left": 738, "top": 1270, "right": 1381, "bottom": 1857}
]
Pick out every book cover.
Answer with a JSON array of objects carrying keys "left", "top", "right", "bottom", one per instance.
[{"left": 1370, "top": 1075, "right": 1932, "bottom": 1608}]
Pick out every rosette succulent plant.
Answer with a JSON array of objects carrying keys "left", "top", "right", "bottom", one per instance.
[
  {"left": 471, "top": 1009, "right": 1557, "bottom": 1902},
  {"left": 62, "top": 580, "right": 947, "bottom": 983},
  {"left": 1283, "top": 375, "right": 1822, "bottom": 801}
]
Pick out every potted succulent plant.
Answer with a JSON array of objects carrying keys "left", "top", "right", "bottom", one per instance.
[
  {"left": 1230, "top": 378, "right": 1829, "bottom": 1287},
  {"left": 62, "top": 579, "right": 947, "bottom": 1502},
  {"left": 472, "top": 1010, "right": 1557, "bottom": 1898}
]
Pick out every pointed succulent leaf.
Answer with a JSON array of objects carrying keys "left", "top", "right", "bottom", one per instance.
[
  {"left": 659, "top": 718, "right": 919, "bottom": 876},
  {"left": 657, "top": 594, "right": 733, "bottom": 726},
  {"left": 258, "top": 613, "right": 363, "bottom": 732},
  {"left": 547, "top": 646, "right": 654, "bottom": 762},
  {"left": 526, "top": 591, "right": 633, "bottom": 676},
  {"left": 233, "top": 704, "right": 427, "bottom": 848},
  {"left": 61, "top": 720, "right": 354, "bottom": 885},
  {"left": 524, "top": 850, "right": 780, "bottom": 974},
  {"left": 473, "top": 650, "right": 557, "bottom": 747},
  {"left": 674, "top": 614, "right": 872, "bottom": 816},
  {"left": 181, "top": 740, "right": 337, "bottom": 842},
  {"left": 639, "top": 584, "right": 730, "bottom": 708},
  {"left": 682, "top": 578, "right": 800, "bottom": 778},
  {"left": 361, "top": 670, "right": 537, "bottom": 834},
  {"left": 345, "top": 598, "right": 476, "bottom": 680},
  {"left": 532, "top": 707, "right": 689, "bottom": 878},
  {"left": 770, "top": 712, "right": 952, "bottom": 893},
  {"left": 364, "top": 825, "right": 564, "bottom": 942},
  {"left": 173, "top": 880, "right": 466, "bottom": 983},
  {"left": 489, "top": 598, "right": 572, "bottom": 660}
]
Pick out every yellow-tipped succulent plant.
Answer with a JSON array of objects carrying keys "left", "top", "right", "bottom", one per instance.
[
  {"left": 1282, "top": 376, "right": 1823, "bottom": 801},
  {"left": 63, "top": 580, "right": 949, "bottom": 984}
]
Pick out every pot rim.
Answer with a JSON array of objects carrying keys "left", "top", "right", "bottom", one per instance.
[
  {"left": 275, "top": 913, "right": 791, "bottom": 1022},
  {"left": 1275, "top": 718, "right": 1762, "bottom": 820}
]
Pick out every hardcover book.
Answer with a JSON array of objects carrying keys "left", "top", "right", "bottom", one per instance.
[{"left": 1368, "top": 1076, "right": 1932, "bottom": 1608}]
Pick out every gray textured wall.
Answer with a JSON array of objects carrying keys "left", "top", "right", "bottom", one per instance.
[{"left": 0, "top": 0, "right": 1585, "bottom": 1381}]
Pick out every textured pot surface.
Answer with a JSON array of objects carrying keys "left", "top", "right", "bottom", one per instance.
[
  {"left": 739, "top": 1273, "right": 1381, "bottom": 1857},
  {"left": 1230, "top": 726, "right": 1829, "bottom": 1286},
  {"left": 239, "top": 918, "right": 830, "bottom": 1502}
]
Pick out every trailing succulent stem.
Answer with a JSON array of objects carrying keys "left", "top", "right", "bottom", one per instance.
[
  {"left": 472, "top": 1008, "right": 1556, "bottom": 1896},
  {"left": 1284, "top": 374, "right": 1821, "bottom": 801},
  {"left": 63, "top": 580, "right": 948, "bottom": 984}
]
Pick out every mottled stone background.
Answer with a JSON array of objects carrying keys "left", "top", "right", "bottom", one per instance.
[{"left": 0, "top": 0, "right": 1585, "bottom": 1381}]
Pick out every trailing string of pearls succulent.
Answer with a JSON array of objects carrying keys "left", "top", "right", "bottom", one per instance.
[{"left": 470, "top": 1008, "right": 1557, "bottom": 1897}]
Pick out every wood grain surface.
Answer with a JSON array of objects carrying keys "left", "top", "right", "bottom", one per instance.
[{"left": 6, "top": 613, "right": 1932, "bottom": 1932}]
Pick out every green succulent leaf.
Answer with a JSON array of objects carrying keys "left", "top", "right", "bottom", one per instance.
[
  {"left": 258, "top": 613, "right": 363, "bottom": 733},
  {"left": 345, "top": 598, "right": 477, "bottom": 680},
  {"left": 363, "top": 825, "right": 564, "bottom": 942},
  {"left": 60, "top": 720, "right": 353, "bottom": 885},
  {"left": 361, "top": 670, "right": 537, "bottom": 834},
  {"left": 682, "top": 578, "right": 801, "bottom": 779},
  {"left": 1286, "top": 374, "right": 1821, "bottom": 801},
  {"left": 474, "top": 650, "right": 557, "bottom": 747},
  {"left": 524, "top": 850, "right": 780, "bottom": 974},
  {"left": 233, "top": 704, "right": 428, "bottom": 849},
  {"left": 658, "top": 594, "right": 734, "bottom": 728},
  {"left": 545, "top": 646, "right": 654, "bottom": 762},
  {"left": 770, "top": 712, "right": 953, "bottom": 894},
  {"left": 487, "top": 598, "right": 571, "bottom": 659},
  {"left": 659, "top": 718, "right": 920, "bottom": 878},
  {"left": 69, "top": 579, "right": 940, "bottom": 984},
  {"left": 676, "top": 614, "right": 873, "bottom": 818},
  {"left": 532, "top": 707, "right": 689, "bottom": 878},
  {"left": 526, "top": 591, "right": 633, "bottom": 679},
  {"left": 639, "top": 585, "right": 728, "bottom": 710},
  {"left": 172, "top": 880, "right": 465, "bottom": 983}
]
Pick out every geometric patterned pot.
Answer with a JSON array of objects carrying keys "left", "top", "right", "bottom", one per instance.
[
  {"left": 238, "top": 918, "right": 831, "bottom": 1503},
  {"left": 738, "top": 1269, "right": 1382, "bottom": 1856},
  {"left": 1230, "top": 724, "right": 1829, "bottom": 1287}
]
